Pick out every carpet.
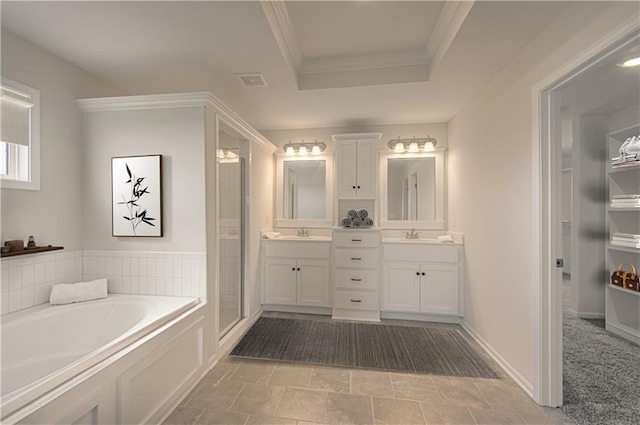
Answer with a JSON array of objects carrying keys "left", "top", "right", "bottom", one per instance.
[
  {"left": 562, "top": 279, "right": 640, "bottom": 425},
  {"left": 230, "top": 317, "right": 500, "bottom": 379}
]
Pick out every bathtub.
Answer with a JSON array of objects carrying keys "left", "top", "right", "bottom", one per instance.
[{"left": 1, "top": 294, "right": 203, "bottom": 423}]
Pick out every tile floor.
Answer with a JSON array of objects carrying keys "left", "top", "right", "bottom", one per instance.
[{"left": 164, "top": 313, "right": 573, "bottom": 425}]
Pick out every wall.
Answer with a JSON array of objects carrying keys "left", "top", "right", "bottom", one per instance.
[
  {"left": 0, "top": 30, "right": 123, "bottom": 251},
  {"left": 248, "top": 141, "right": 274, "bottom": 318},
  {"left": 81, "top": 107, "right": 206, "bottom": 252},
  {"left": 447, "top": 1, "right": 639, "bottom": 392}
]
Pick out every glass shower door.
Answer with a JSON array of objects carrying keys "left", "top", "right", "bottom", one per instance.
[{"left": 218, "top": 124, "right": 245, "bottom": 338}]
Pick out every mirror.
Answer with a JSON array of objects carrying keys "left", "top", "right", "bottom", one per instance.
[
  {"left": 275, "top": 155, "right": 333, "bottom": 228},
  {"left": 387, "top": 158, "right": 436, "bottom": 221},
  {"left": 379, "top": 151, "right": 445, "bottom": 229},
  {"left": 283, "top": 160, "right": 326, "bottom": 219}
]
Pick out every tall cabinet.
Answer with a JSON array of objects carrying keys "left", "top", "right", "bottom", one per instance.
[
  {"left": 333, "top": 134, "right": 379, "bottom": 199},
  {"left": 605, "top": 124, "right": 640, "bottom": 345}
]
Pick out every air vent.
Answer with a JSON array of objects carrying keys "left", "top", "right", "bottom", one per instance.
[{"left": 236, "top": 73, "right": 268, "bottom": 87}]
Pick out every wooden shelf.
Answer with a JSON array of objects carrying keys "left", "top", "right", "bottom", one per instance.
[
  {"left": 0, "top": 246, "right": 63, "bottom": 258},
  {"left": 607, "top": 284, "right": 640, "bottom": 297}
]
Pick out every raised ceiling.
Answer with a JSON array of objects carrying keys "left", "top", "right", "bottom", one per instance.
[{"left": 0, "top": 1, "right": 589, "bottom": 130}]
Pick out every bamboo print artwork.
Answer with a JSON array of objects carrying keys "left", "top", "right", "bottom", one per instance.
[
  {"left": 118, "top": 162, "right": 156, "bottom": 235},
  {"left": 112, "top": 155, "right": 162, "bottom": 237}
]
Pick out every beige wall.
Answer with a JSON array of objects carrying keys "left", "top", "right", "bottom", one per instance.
[
  {"left": 1, "top": 30, "right": 123, "bottom": 250},
  {"left": 448, "top": 1, "right": 639, "bottom": 391},
  {"left": 81, "top": 107, "right": 207, "bottom": 252}
]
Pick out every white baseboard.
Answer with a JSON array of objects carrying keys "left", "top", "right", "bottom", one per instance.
[
  {"left": 575, "top": 311, "right": 605, "bottom": 320},
  {"left": 461, "top": 321, "right": 534, "bottom": 398},
  {"left": 381, "top": 311, "right": 461, "bottom": 324}
]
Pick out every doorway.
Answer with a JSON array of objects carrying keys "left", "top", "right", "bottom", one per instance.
[{"left": 534, "top": 23, "right": 640, "bottom": 409}]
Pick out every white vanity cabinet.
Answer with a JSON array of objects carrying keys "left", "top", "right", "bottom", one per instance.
[
  {"left": 332, "top": 229, "right": 381, "bottom": 321},
  {"left": 382, "top": 242, "right": 463, "bottom": 322},
  {"left": 334, "top": 134, "right": 380, "bottom": 199},
  {"left": 262, "top": 240, "right": 331, "bottom": 309}
]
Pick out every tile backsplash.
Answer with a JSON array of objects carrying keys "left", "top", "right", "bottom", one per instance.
[{"left": 1, "top": 250, "right": 206, "bottom": 316}]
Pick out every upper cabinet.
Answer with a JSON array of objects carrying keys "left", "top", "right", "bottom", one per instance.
[{"left": 333, "top": 133, "right": 381, "bottom": 199}]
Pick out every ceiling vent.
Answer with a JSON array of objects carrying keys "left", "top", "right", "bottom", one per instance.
[{"left": 236, "top": 73, "right": 268, "bottom": 87}]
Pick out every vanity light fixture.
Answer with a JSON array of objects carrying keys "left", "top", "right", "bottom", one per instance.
[
  {"left": 388, "top": 135, "right": 438, "bottom": 153},
  {"left": 282, "top": 140, "right": 326, "bottom": 156},
  {"left": 619, "top": 56, "right": 640, "bottom": 68}
]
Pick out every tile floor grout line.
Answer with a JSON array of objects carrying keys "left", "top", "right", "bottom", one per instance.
[
  {"left": 473, "top": 381, "right": 494, "bottom": 410},
  {"left": 466, "top": 407, "right": 479, "bottom": 425},
  {"left": 228, "top": 382, "right": 247, "bottom": 412},
  {"left": 272, "top": 384, "right": 289, "bottom": 418},
  {"left": 370, "top": 394, "right": 376, "bottom": 425}
]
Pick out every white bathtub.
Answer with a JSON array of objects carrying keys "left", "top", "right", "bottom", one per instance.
[{"left": 1, "top": 294, "right": 200, "bottom": 420}]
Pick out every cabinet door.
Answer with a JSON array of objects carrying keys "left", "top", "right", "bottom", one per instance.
[
  {"left": 355, "top": 140, "right": 376, "bottom": 198},
  {"left": 264, "top": 258, "right": 297, "bottom": 305},
  {"left": 420, "top": 264, "right": 459, "bottom": 315},
  {"left": 382, "top": 262, "right": 420, "bottom": 312},
  {"left": 336, "top": 140, "right": 358, "bottom": 198},
  {"left": 297, "top": 259, "right": 330, "bottom": 307}
]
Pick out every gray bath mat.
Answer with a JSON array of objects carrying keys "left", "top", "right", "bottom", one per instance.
[{"left": 230, "top": 317, "right": 500, "bottom": 379}]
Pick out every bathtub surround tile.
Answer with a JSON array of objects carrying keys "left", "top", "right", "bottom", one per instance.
[
  {"left": 34, "top": 284, "right": 47, "bottom": 305},
  {"left": 9, "top": 267, "right": 22, "bottom": 291},
  {"left": 45, "top": 261, "right": 56, "bottom": 283},
  {"left": 122, "top": 256, "right": 131, "bottom": 276},
  {"left": 131, "top": 257, "right": 140, "bottom": 276},
  {"left": 1, "top": 292, "right": 9, "bottom": 315},
  {"left": 21, "top": 286, "right": 34, "bottom": 309},
  {"left": 21, "top": 264, "right": 34, "bottom": 287},
  {"left": 97, "top": 256, "right": 106, "bottom": 275},
  {"left": 113, "top": 256, "right": 123, "bottom": 275},
  {"left": 9, "top": 288, "right": 22, "bottom": 312},
  {"left": 1, "top": 267, "right": 9, "bottom": 292},
  {"left": 139, "top": 258, "right": 148, "bottom": 277},
  {"left": 34, "top": 262, "right": 45, "bottom": 285}
]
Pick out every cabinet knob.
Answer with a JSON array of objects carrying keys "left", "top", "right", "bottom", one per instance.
[
  {"left": 297, "top": 268, "right": 301, "bottom": 271},
  {"left": 357, "top": 186, "right": 361, "bottom": 189},
  {"left": 416, "top": 272, "right": 420, "bottom": 276},
  {"left": 422, "top": 272, "right": 426, "bottom": 276},
  {"left": 352, "top": 185, "right": 356, "bottom": 189},
  {"left": 351, "top": 239, "right": 362, "bottom": 242},
  {"left": 292, "top": 268, "right": 296, "bottom": 271}
]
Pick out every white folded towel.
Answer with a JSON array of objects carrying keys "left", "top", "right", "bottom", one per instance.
[
  {"left": 50, "top": 278, "right": 108, "bottom": 305},
  {"left": 347, "top": 209, "right": 359, "bottom": 219},
  {"left": 262, "top": 232, "right": 281, "bottom": 240},
  {"left": 613, "top": 233, "right": 640, "bottom": 240},
  {"left": 438, "top": 235, "right": 455, "bottom": 243},
  {"left": 341, "top": 217, "right": 352, "bottom": 227}
]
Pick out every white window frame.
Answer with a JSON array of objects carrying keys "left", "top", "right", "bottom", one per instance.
[{"left": 1, "top": 77, "right": 40, "bottom": 190}]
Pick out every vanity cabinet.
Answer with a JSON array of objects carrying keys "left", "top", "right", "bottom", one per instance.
[
  {"left": 262, "top": 240, "right": 331, "bottom": 309},
  {"left": 382, "top": 242, "right": 463, "bottom": 322},
  {"left": 335, "top": 139, "right": 377, "bottom": 199},
  {"left": 332, "top": 229, "right": 381, "bottom": 321}
]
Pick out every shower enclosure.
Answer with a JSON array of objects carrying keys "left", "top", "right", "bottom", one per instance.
[{"left": 218, "top": 122, "right": 247, "bottom": 338}]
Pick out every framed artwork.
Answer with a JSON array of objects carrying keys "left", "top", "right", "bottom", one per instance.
[{"left": 111, "top": 154, "right": 163, "bottom": 237}]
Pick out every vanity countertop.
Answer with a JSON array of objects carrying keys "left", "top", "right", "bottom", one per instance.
[
  {"left": 381, "top": 237, "right": 462, "bottom": 245},
  {"left": 263, "top": 235, "right": 332, "bottom": 242}
]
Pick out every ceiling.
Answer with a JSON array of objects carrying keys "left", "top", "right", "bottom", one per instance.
[{"left": 4, "top": 1, "right": 631, "bottom": 131}]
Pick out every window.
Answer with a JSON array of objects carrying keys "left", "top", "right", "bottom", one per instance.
[{"left": 0, "top": 77, "right": 40, "bottom": 190}]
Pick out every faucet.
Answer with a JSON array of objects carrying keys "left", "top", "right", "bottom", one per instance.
[
  {"left": 297, "top": 227, "right": 309, "bottom": 237},
  {"left": 405, "top": 228, "right": 420, "bottom": 239}
]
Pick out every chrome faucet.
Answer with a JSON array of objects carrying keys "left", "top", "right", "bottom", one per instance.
[
  {"left": 297, "top": 227, "right": 309, "bottom": 237},
  {"left": 405, "top": 228, "right": 420, "bottom": 239}
]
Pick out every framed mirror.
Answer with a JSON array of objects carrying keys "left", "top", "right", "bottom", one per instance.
[
  {"left": 379, "top": 150, "right": 445, "bottom": 229},
  {"left": 275, "top": 154, "right": 333, "bottom": 227}
]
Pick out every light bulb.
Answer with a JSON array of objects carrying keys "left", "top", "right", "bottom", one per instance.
[
  {"left": 408, "top": 142, "right": 419, "bottom": 153},
  {"left": 217, "top": 149, "right": 225, "bottom": 159},
  {"left": 286, "top": 146, "right": 295, "bottom": 156},
  {"left": 423, "top": 141, "right": 435, "bottom": 152},
  {"left": 299, "top": 145, "right": 308, "bottom": 156},
  {"left": 394, "top": 143, "right": 405, "bottom": 153},
  {"left": 619, "top": 57, "right": 640, "bottom": 68},
  {"left": 312, "top": 145, "right": 321, "bottom": 155}
]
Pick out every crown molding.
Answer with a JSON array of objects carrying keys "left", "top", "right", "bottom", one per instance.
[
  {"left": 300, "top": 50, "right": 429, "bottom": 74},
  {"left": 331, "top": 132, "right": 383, "bottom": 142},
  {"left": 260, "top": 1, "right": 303, "bottom": 75},
  {"left": 76, "top": 92, "right": 277, "bottom": 153},
  {"left": 425, "top": 0, "right": 475, "bottom": 76}
]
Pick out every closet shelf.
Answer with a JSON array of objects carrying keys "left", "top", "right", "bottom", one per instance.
[
  {"left": 607, "top": 207, "right": 640, "bottom": 212},
  {"left": 608, "top": 163, "right": 640, "bottom": 174},
  {"left": 607, "top": 284, "right": 640, "bottom": 297},
  {"left": 607, "top": 244, "right": 640, "bottom": 254}
]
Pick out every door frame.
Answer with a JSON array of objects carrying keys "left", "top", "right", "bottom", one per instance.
[{"left": 531, "top": 18, "right": 639, "bottom": 406}]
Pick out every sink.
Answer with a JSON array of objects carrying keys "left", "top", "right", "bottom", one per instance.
[
  {"left": 382, "top": 238, "right": 443, "bottom": 244},
  {"left": 274, "top": 236, "right": 332, "bottom": 241}
]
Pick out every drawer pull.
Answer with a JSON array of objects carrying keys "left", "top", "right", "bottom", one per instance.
[
  {"left": 350, "top": 299, "right": 362, "bottom": 303},
  {"left": 351, "top": 239, "right": 362, "bottom": 242},
  {"left": 351, "top": 257, "right": 362, "bottom": 261},
  {"left": 351, "top": 278, "right": 362, "bottom": 282}
]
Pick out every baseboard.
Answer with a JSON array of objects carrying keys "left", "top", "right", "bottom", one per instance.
[
  {"left": 575, "top": 312, "right": 605, "bottom": 320},
  {"left": 381, "top": 311, "right": 461, "bottom": 324},
  {"left": 605, "top": 322, "right": 640, "bottom": 345},
  {"left": 460, "top": 321, "right": 534, "bottom": 398},
  {"left": 262, "top": 304, "right": 332, "bottom": 315}
]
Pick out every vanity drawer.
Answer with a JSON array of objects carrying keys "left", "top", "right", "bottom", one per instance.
[
  {"left": 334, "top": 248, "right": 379, "bottom": 269},
  {"left": 382, "top": 244, "right": 459, "bottom": 263},
  {"left": 335, "top": 269, "right": 378, "bottom": 290},
  {"left": 334, "top": 289, "right": 378, "bottom": 311},
  {"left": 264, "top": 241, "right": 330, "bottom": 259},
  {"left": 333, "top": 232, "right": 380, "bottom": 248}
]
